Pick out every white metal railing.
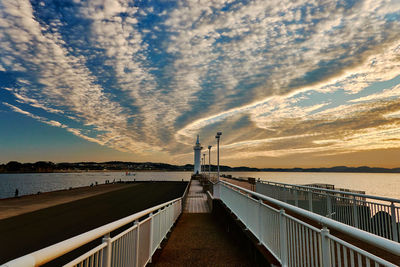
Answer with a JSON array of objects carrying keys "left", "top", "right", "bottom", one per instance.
[
  {"left": 2, "top": 198, "right": 183, "bottom": 267},
  {"left": 216, "top": 181, "right": 400, "bottom": 267},
  {"left": 255, "top": 180, "right": 400, "bottom": 242}
]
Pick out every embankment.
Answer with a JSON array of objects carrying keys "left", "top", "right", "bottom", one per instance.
[{"left": 0, "top": 181, "right": 188, "bottom": 265}]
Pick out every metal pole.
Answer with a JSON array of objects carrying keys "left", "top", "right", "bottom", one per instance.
[
  {"left": 208, "top": 146, "right": 211, "bottom": 179},
  {"left": 215, "top": 132, "right": 222, "bottom": 182},
  {"left": 217, "top": 137, "right": 220, "bottom": 181},
  {"left": 203, "top": 153, "right": 206, "bottom": 173}
]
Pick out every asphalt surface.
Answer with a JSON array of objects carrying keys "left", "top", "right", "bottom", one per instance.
[{"left": 0, "top": 183, "right": 130, "bottom": 220}]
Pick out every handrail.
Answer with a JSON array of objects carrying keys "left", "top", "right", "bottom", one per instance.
[
  {"left": 259, "top": 179, "right": 400, "bottom": 203},
  {"left": 2, "top": 197, "right": 182, "bottom": 267},
  {"left": 220, "top": 181, "right": 400, "bottom": 256}
]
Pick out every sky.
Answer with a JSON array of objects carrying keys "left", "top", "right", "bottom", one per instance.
[{"left": 0, "top": 0, "right": 400, "bottom": 168}]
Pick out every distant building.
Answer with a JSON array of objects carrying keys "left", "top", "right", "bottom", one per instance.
[{"left": 193, "top": 135, "right": 202, "bottom": 174}]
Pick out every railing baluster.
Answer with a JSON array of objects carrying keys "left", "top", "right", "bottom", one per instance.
[
  {"left": 357, "top": 253, "right": 362, "bottom": 267},
  {"left": 343, "top": 245, "right": 348, "bottom": 267},
  {"left": 390, "top": 202, "right": 398, "bottom": 242},
  {"left": 353, "top": 196, "right": 359, "bottom": 228},
  {"left": 305, "top": 228, "right": 310, "bottom": 267},
  {"left": 350, "top": 249, "right": 354, "bottom": 267},
  {"left": 279, "top": 209, "right": 288, "bottom": 266},
  {"left": 337, "top": 242, "right": 342, "bottom": 267}
]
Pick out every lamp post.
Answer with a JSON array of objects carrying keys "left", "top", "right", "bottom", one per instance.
[
  {"left": 203, "top": 153, "right": 206, "bottom": 173},
  {"left": 208, "top": 145, "right": 212, "bottom": 178},
  {"left": 215, "top": 132, "right": 222, "bottom": 182}
]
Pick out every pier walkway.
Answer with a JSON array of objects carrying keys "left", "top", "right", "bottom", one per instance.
[
  {"left": 152, "top": 179, "right": 255, "bottom": 266},
  {"left": 184, "top": 180, "right": 210, "bottom": 213}
]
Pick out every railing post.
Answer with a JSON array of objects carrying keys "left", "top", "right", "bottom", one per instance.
[
  {"left": 102, "top": 233, "right": 112, "bottom": 267},
  {"left": 279, "top": 209, "right": 288, "bottom": 266},
  {"left": 159, "top": 208, "right": 162, "bottom": 247},
  {"left": 135, "top": 220, "right": 140, "bottom": 267},
  {"left": 294, "top": 188, "right": 298, "bottom": 207},
  {"left": 283, "top": 185, "right": 287, "bottom": 203},
  {"left": 149, "top": 212, "right": 154, "bottom": 263},
  {"left": 390, "top": 202, "right": 399, "bottom": 242},
  {"left": 352, "top": 196, "right": 359, "bottom": 228},
  {"left": 258, "top": 199, "right": 263, "bottom": 245},
  {"left": 320, "top": 226, "right": 331, "bottom": 267},
  {"left": 308, "top": 191, "right": 313, "bottom": 212},
  {"left": 327, "top": 194, "right": 332, "bottom": 218}
]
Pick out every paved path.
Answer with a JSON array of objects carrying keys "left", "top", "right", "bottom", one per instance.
[
  {"left": 0, "top": 183, "right": 131, "bottom": 220},
  {"left": 152, "top": 213, "right": 254, "bottom": 266},
  {"left": 184, "top": 180, "right": 210, "bottom": 213}
]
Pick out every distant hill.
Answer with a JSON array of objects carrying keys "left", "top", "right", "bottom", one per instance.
[{"left": 0, "top": 161, "right": 399, "bottom": 173}]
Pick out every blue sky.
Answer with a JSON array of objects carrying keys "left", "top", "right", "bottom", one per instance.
[{"left": 1, "top": 0, "right": 400, "bottom": 167}]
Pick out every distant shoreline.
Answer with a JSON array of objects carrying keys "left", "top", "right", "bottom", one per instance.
[
  {"left": 1, "top": 168, "right": 400, "bottom": 174},
  {"left": 1, "top": 160, "right": 400, "bottom": 174}
]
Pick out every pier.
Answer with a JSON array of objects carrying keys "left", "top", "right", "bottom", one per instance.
[
  {"left": 152, "top": 179, "right": 255, "bottom": 266},
  {"left": 152, "top": 213, "right": 252, "bottom": 266},
  {"left": 1, "top": 177, "right": 400, "bottom": 266}
]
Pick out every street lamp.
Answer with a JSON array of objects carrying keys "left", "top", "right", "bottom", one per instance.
[
  {"left": 208, "top": 145, "right": 212, "bottom": 178},
  {"left": 203, "top": 153, "right": 206, "bottom": 173},
  {"left": 215, "top": 132, "right": 222, "bottom": 182}
]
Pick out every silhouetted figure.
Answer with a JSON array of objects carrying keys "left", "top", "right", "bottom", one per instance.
[{"left": 14, "top": 189, "right": 19, "bottom": 197}]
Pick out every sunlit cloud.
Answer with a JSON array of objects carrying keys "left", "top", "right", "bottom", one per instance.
[{"left": 0, "top": 0, "right": 400, "bottom": 166}]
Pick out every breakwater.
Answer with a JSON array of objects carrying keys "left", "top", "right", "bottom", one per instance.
[{"left": 0, "top": 181, "right": 188, "bottom": 265}]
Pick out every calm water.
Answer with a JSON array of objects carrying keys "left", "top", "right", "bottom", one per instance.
[
  {"left": 226, "top": 172, "right": 400, "bottom": 200},
  {"left": 0, "top": 172, "right": 191, "bottom": 199},
  {"left": 0, "top": 171, "right": 399, "bottom": 200}
]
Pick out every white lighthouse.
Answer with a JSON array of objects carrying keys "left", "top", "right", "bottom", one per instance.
[{"left": 193, "top": 135, "right": 202, "bottom": 174}]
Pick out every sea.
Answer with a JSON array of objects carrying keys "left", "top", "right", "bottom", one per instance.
[{"left": 0, "top": 171, "right": 399, "bottom": 200}]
